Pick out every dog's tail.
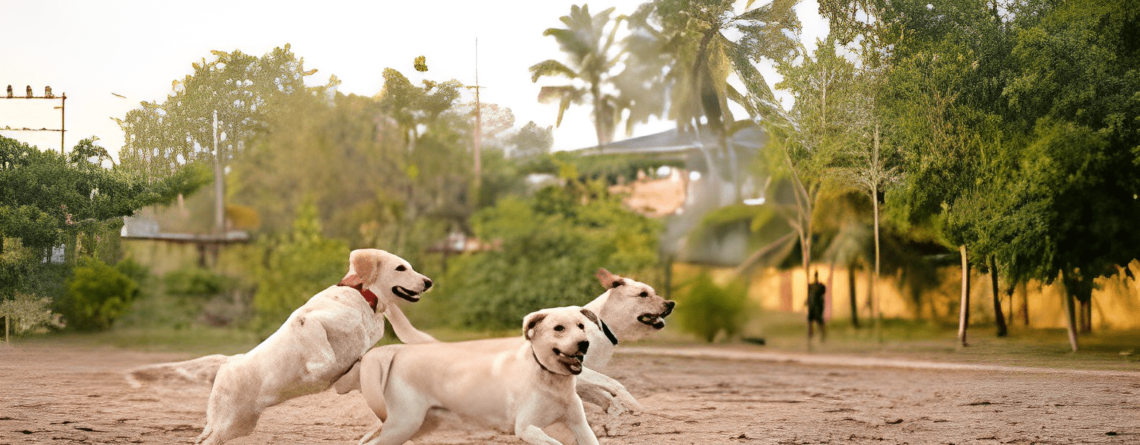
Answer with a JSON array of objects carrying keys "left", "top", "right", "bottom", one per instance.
[
  {"left": 359, "top": 346, "right": 400, "bottom": 423},
  {"left": 124, "top": 354, "right": 231, "bottom": 389}
]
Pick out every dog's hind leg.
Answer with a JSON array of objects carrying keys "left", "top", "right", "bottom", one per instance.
[
  {"left": 357, "top": 422, "right": 383, "bottom": 445},
  {"left": 365, "top": 409, "right": 426, "bottom": 445},
  {"left": 197, "top": 363, "right": 262, "bottom": 445},
  {"left": 334, "top": 360, "right": 362, "bottom": 394}
]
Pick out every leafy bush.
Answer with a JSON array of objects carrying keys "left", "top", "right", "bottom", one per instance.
[
  {"left": 252, "top": 202, "right": 348, "bottom": 332},
  {"left": 0, "top": 292, "right": 61, "bottom": 339},
  {"left": 424, "top": 183, "right": 660, "bottom": 330},
  {"left": 675, "top": 272, "right": 753, "bottom": 342},
  {"left": 63, "top": 257, "right": 139, "bottom": 330},
  {"left": 164, "top": 267, "right": 227, "bottom": 297},
  {"left": 115, "top": 257, "right": 151, "bottom": 287}
]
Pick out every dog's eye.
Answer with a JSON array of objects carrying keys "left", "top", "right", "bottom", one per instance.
[
  {"left": 554, "top": 325, "right": 564, "bottom": 332},
  {"left": 578, "top": 324, "right": 585, "bottom": 330},
  {"left": 396, "top": 265, "right": 407, "bottom": 272},
  {"left": 639, "top": 291, "right": 648, "bottom": 298}
]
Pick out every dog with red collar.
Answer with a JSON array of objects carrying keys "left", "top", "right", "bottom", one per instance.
[{"left": 191, "top": 249, "right": 435, "bottom": 445}]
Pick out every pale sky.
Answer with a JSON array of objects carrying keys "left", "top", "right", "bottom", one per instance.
[{"left": 0, "top": 0, "right": 826, "bottom": 159}]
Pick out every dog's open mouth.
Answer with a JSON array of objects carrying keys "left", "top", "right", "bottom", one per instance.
[
  {"left": 553, "top": 348, "right": 585, "bottom": 375},
  {"left": 637, "top": 312, "right": 668, "bottom": 330},
  {"left": 391, "top": 286, "right": 421, "bottom": 302},
  {"left": 637, "top": 302, "right": 674, "bottom": 330}
]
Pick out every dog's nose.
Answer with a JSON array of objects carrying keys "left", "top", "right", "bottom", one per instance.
[
  {"left": 663, "top": 300, "right": 676, "bottom": 315},
  {"left": 577, "top": 340, "right": 590, "bottom": 354},
  {"left": 423, "top": 278, "right": 433, "bottom": 290}
]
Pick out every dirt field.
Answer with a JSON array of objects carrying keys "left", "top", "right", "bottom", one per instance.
[{"left": 2, "top": 343, "right": 1137, "bottom": 444}]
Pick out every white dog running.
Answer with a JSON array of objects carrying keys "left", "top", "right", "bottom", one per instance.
[
  {"left": 357, "top": 306, "right": 603, "bottom": 445},
  {"left": 193, "top": 249, "right": 436, "bottom": 445}
]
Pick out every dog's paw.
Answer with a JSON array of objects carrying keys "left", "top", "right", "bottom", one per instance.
[{"left": 609, "top": 388, "right": 643, "bottom": 416}]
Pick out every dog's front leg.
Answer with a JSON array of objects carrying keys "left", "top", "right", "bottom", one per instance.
[
  {"left": 575, "top": 368, "right": 642, "bottom": 416},
  {"left": 384, "top": 303, "right": 438, "bottom": 344},
  {"left": 565, "top": 398, "right": 601, "bottom": 445},
  {"left": 516, "top": 425, "right": 563, "bottom": 445}
]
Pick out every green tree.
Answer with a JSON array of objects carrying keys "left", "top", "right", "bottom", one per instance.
[
  {"left": 624, "top": 0, "right": 801, "bottom": 201},
  {"left": 117, "top": 45, "right": 317, "bottom": 235},
  {"left": 509, "top": 121, "right": 554, "bottom": 160},
  {"left": 762, "top": 36, "right": 855, "bottom": 327},
  {"left": 118, "top": 45, "right": 316, "bottom": 181},
  {"left": 1002, "top": 0, "right": 1140, "bottom": 347},
  {"left": 252, "top": 202, "right": 349, "bottom": 331},
  {"left": 425, "top": 180, "right": 660, "bottom": 329},
  {"left": 0, "top": 292, "right": 58, "bottom": 343},
  {"left": 0, "top": 136, "right": 207, "bottom": 297},
  {"left": 530, "top": 4, "right": 626, "bottom": 147}
]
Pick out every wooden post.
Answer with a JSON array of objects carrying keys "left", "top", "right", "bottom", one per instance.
[
  {"left": 958, "top": 245, "right": 970, "bottom": 347},
  {"left": 1063, "top": 286, "right": 1079, "bottom": 352}
]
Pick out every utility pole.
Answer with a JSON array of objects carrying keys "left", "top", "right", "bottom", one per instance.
[
  {"left": 213, "top": 110, "right": 225, "bottom": 234},
  {"left": 0, "top": 85, "right": 67, "bottom": 154},
  {"left": 60, "top": 93, "right": 66, "bottom": 154},
  {"left": 472, "top": 38, "right": 483, "bottom": 193}
]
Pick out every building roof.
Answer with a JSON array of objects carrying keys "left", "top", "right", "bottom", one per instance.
[{"left": 571, "top": 123, "right": 766, "bottom": 156}]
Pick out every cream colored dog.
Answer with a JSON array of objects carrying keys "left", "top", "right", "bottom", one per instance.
[
  {"left": 357, "top": 306, "right": 602, "bottom": 445},
  {"left": 334, "top": 268, "right": 673, "bottom": 413},
  {"left": 192, "top": 249, "right": 436, "bottom": 445},
  {"left": 347, "top": 269, "right": 674, "bottom": 444}
]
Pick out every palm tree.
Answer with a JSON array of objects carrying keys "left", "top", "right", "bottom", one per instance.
[
  {"left": 622, "top": 0, "right": 801, "bottom": 203},
  {"left": 530, "top": 4, "right": 625, "bottom": 147}
]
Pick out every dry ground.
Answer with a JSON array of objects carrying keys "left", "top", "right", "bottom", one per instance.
[{"left": 1, "top": 343, "right": 1137, "bottom": 444}]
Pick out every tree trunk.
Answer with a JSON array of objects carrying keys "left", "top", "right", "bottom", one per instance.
[
  {"left": 1080, "top": 300, "right": 1092, "bottom": 334},
  {"left": 1062, "top": 280, "right": 1079, "bottom": 352},
  {"left": 990, "top": 257, "right": 1007, "bottom": 337},
  {"left": 957, "top": 245, "right": 970, "bottom": 347},
  {"left": 872, "top": 181, "right": 882, "bottom": 342},
  {"left": 1005, "top": 283, "right": 1015, "bottom": 328},
  {"left": 848, "top": 262, "right": 860, "bottom": 328},
  {"left": 1021, "top": 281, "right": 1030, "bottom": 326},
  {"left": 4, "top": 314, "right": 8, "bottom": 345}
]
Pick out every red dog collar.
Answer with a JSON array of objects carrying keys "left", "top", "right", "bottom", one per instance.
[{"left": 338, "top": 283, "right": 378, "bottom": 311}]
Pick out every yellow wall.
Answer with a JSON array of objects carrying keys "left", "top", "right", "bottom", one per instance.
[
  {"left": 123, "top": 240, "right": 256, "bottom": 279},
  {"left": 674, "top": 260, "right": 1140, "bottom": 330}
]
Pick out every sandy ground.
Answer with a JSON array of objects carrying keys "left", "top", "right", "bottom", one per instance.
[{"left": 1, "top": 343, "right": 1137, "bottom": 444}]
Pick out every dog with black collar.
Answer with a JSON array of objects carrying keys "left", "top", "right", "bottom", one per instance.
[
  {"left": 357, "top": 306, "right": 603, "bottom": 445},
  {"left": 346, "top": 269, "right": 674, "bottom": 444}
]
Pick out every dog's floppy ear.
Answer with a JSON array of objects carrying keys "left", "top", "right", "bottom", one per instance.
[
  {"left": 338, "top": 249, "right": 383, "bottom": 288},
  {"left": 596, "top": 268, "right": 625, "bottom": 289},
  {"left": 523, "top": 311, "right": 548, "bottom": 340},
  {"left": 579, "top": 308, "right": 602, "bottom": 330}
]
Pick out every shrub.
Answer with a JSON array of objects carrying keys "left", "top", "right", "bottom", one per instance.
[
  {"left": 675, "top": 272, "right": 753, "bottom": 342},
  {"left": 164, "top": 267, "right": 227, "bottom": 297},
  {"left": 1, "top": 292, "right": 61, "bottom": 340},
  {"left": 64, "top": 257, "right": 139, "bottom": 330},
  {"left": 114, "top": 257, "right": 151, "bottom": 288},
  {"left": 423, "top": 184, "right": 660, "bottom": 330},
  {"left": 252, "top": 202, "right": 348, "bottom": 332}
]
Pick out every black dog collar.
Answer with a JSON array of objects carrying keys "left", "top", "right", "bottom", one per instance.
[{"left": 599, "top": 320, "right": 619, "bottom": 346}]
